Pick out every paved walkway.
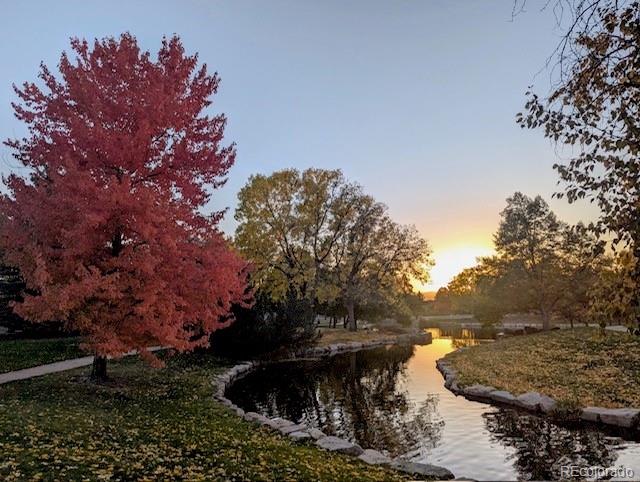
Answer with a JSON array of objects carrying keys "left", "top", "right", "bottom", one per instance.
[
  {"left": 0, "top": 346, "right": 164, "bottom": 385},
  {"left": 606, "top": 325, "right": 630, "bottom": 333}
]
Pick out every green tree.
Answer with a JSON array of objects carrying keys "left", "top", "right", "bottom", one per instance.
[
  {"left": 447, "top": 257, "right": 516, "bottom": 324},
  {"left": 554, "top": 224, "right": 606, "bottom": 328},
  {"left": 447, "top": 194, "right": 603, "bottom": 329},
  {"left": 235, "top": 168, "right": 431, "bottom": 333},
  {"left": 589, "top": 251, "right": 638, "bottom": 331},
  {"left": 494, "top": 192, "right": 568, "bottom": 330},
  {"left": 328, "top": 198, "right": 431, "bottom": 331},
  {"left": 235, "top": 168, "right": 357, "bottom": 297}
]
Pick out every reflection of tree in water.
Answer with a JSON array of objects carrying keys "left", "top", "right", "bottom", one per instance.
[
  {"left": 227, "top": 345, "right": 444, "bottom": 456},
  {"left": 484, "top": 409, "right": 618, "bottom": 481},
  {"left": 315, "top": 346, "right": 444, "bottom": 456}
]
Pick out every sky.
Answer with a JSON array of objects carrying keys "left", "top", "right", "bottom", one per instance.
[{"left": 0, "top": 1, "right": 599, "bottom": 291}]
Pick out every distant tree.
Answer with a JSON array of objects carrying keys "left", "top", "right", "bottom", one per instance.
[
  {"left": 518, "top": 1, "right": 640, "bottom": 332},
  {"left": 589, "top": 251, "right": 638, "bottom": 331},
  {"left": 448, "top": 195, "right": 602, "bottom": 329},
  {"left": 494, "top": 193, "right": 568, "bottom": 330},
  {"left": 554, "top": 224, "right": 605, "bottom": 328},
  {"left": 0, "top": 34, "right": 248, "bottom": 380},
  {"left": 328, "top": 197, "right": 431, "bottom": 331},
  {"left": 447, "top": 258, "right": 516, "bottom": 324},
  {"left": 432, "top": 287, "right": 452, "bottom": 314}
]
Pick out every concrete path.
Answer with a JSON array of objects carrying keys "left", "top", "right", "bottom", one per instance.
[
  {"left": 0, "top": 346, "right": 164, "bottom": 385},
  {"left": 606, "top": 325, "right": 630, "bottom": 333},
  {"left": 0, "top": 356, "right": 95, "bottom": 385}
]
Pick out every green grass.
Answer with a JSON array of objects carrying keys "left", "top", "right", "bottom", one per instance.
[
  {"left": 0, "top": 351, "right": 405, "bottom": 481},
  {"left": 317, "top": 327, "right": 408, "bottom": 345},
  {"left": 446, "top": 328, "right": 640, "bottom": 408},
  {"left": 0, "top": 337, "right": 85, "bottom": 373}
]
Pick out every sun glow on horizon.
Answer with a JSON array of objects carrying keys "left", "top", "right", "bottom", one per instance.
[{"left": 416, "top": 244, "right": 495, "bottom": 293}]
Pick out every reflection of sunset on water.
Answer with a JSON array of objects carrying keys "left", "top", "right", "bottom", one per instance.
[{"left": 228, "top": 326, "right": 640, "bottom": 480}]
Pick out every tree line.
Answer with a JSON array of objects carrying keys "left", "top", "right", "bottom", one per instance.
[
  {"left": 1, "top": 0, "right": 640, "bottom": 378},
  {"left": 211, "top": 169, "right": 431, "bottom": 356},
  {"left": 434, "top": 0, "right": 640, "bottom": 333},
  {"left": 433, "top": 191, "right": 633, "bottom": 331}
]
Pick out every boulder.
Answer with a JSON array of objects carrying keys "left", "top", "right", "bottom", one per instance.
[
  {"left": 391, "top": 460, "right": 455, "bottom": 479},
  {"left": 307, "top": 428, "right": 326, "bottom": 440},
  {"left": 449, "top": 382, "right": 461, "bottom": 394},
  {"left": 580, "top": 407, "right": 600, "bottom": 423},
  {"left": 599, "top": 408, "right": 640, "bottom": 428},
  {"left": 489, "top": 390, "right": 516, "bottom": 405},
  {"left": 516, "top": 392, "right": 556, "bottom": 412},
  {"left": 445, "top": 370, "right": 458, "bottom": 381},
  {"left": 358, "top": 449, "right": 392, "bottom": 465},
  {"left": 265, "top": 417, "right": 295, "bottom": 430},
  {"left": 463, "top": 384, "right": 496, "bottom": 398},
  {"left": 581, "top": 407, "right": 640, "bottom": 428},
  {"left": 279, "top": 423, "right": 307, "bottom": 435},
  {"left": 316, "top": 436, "right": 364, "bottom": 456},
  {"left": 244, "top": 412, "right": 270, "bottom": 424},
  {"left": 288, "top": 431, "right": 312, "bottom": 442},
  {"left": 539, "top": 395, "right": 557, "bottom": 413}
]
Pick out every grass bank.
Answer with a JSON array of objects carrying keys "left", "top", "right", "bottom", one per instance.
[
  {"left": 317, "top": 326, "right": 410, "bottom": 346},
  {"left": 446, "top": 328, "right": 640, "bottom": 408},
  {"left": 0, "top": 337, "right": 84, "bottom": 373},
  {"left": 0, "top": 350, "right": 404, "bottom": 481}
]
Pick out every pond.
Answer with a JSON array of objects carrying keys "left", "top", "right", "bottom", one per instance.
[{"left": 226, "top": 327, "right": 640, "bottom": 480}]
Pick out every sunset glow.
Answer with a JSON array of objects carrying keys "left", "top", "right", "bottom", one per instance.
[{"left": 418, "top": 244, "right": 495, "bottom": 292}]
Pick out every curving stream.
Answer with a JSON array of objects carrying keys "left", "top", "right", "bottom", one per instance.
[{"left": 226, "top": 327, "right": 640, "bottom": 480}]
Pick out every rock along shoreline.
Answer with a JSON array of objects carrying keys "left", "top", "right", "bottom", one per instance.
[
  {"left": 212, "top": 331, "right": 456, "bottom": 480},
  {"left": 436, "top": 347, "right": 640, "bottom": 431}
]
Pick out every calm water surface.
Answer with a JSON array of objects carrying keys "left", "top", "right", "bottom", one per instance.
[{"left": 227, "top": 327, "right": 640, "bottom": 480}]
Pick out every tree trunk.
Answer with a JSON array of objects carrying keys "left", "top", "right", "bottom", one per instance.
[
  {"left": 91, "top": 355, "right": 108, "bottom": 382},
  {"left": 347, "top": 299, "right": 357, "bottom": 332},
  {"left": 541, "top": 307, "right": 551, "bottom": 331},
  {"left": 633, "top": 242, "right": 640, "bottom": 335}
]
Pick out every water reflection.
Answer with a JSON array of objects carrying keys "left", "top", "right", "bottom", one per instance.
[
  {"left": 227, "top": 327, "right": 640, "bottom": 480},
  {"left": 425, "top": 325, "right": 497, "bottom": 349},
  {"left": 227, "top": 345, "right": 444, "bottom": 456},
  {"left": 484, "top": 409, "right": 619, "bottom": 481}
]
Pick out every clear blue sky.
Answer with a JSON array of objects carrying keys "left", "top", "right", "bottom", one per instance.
[{"left": 0, "top": 1, "right": 597, "bottom": 289}]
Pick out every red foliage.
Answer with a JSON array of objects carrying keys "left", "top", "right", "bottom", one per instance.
[{"left": 0, "top": 34, "right": 248, "bottom": 362}]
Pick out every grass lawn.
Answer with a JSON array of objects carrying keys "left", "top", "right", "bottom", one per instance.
[
  {"left": 317, "top": 327, "right": 408, "bottom": 346},
  {"left": 0, "top": 351, "right": 405, "bottom": 481},
  {"left": 446, "top": 328, "right": 640, "bottom": 408},
  {"left": 0, "top": 337, "right": 85, "bottom": 373}
]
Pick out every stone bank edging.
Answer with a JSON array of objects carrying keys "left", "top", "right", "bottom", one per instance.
[
  {"left": 436, "top": 347, "right": 640, "bottom": 431},
  {"left": 212, "top": 332, "right": 455, "bottom": 480}
]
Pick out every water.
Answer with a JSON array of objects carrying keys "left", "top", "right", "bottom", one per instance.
[{"left": 226, "top": 327, "right": 640, "bottom": 480}]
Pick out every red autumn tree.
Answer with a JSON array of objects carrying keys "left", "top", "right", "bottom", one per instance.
[{"left": 0, "top": 34, "right": 248, "bottom": 380}]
